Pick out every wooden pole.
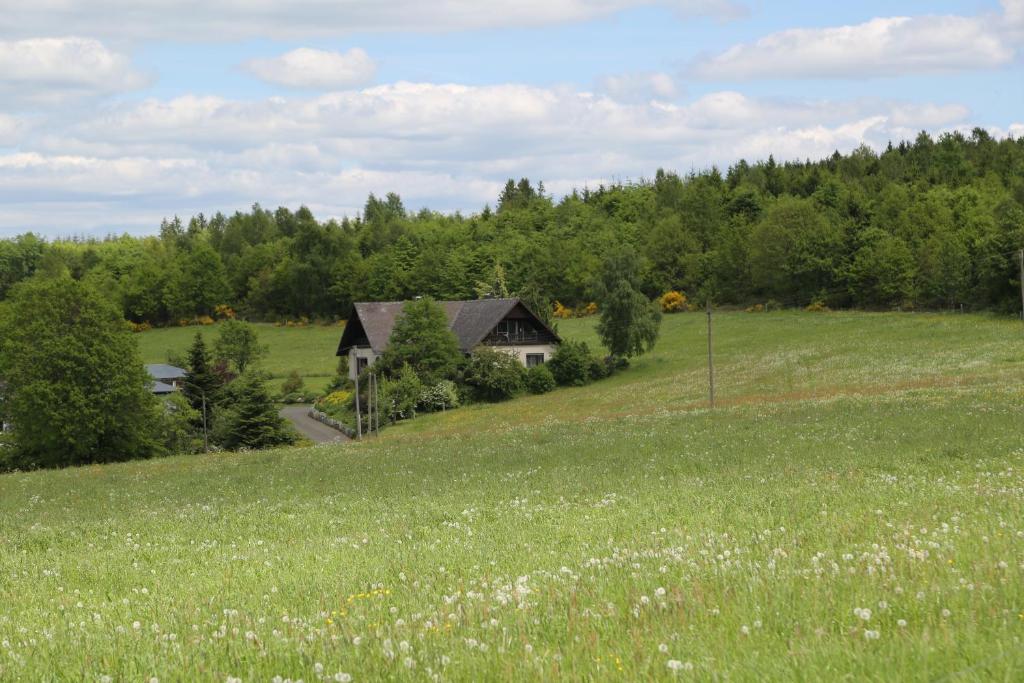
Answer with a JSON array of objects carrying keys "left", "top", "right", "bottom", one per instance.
[
  {"left": 354, "top": 367, "right": 362, "bottom": 440},
  {"left": 201, "top": 393, "right": 208, "bottom": 453},
  {"left": 367, "top": 373, "right": 374, "bottom": 438},
  {"left": 1018, "top": 249, "right": 1023, "bottom": 322},
  {"left": 371, "top": 373, "right": 379, "bottom": 436},
  {"left": 374, "top": 375, "right": 381, "bottom": 434},
  {"left": 706, "top": 298, "right": 715, "bottom": 409}
]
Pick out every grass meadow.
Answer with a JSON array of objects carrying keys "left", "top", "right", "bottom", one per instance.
[
  {"left": 3, "top": 311, "right": 1024, "bottom": 680},
  {"left": 136, "top": 322, "right": 345, "bottom": 393}
]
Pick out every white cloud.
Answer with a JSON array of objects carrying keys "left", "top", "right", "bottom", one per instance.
[
  {"left": 692, "top": 11, "right": 1017, "bottom": 80},
  {"left": 0, "top": 80, "right": 989, "bottom": 235},
  {"left": 0, "top": 1, "right": 742, "bottom": 41},
  {"left": 598, "top": 71, "right": 679, "bottom": 102},
  {"left": 244, "top": 47, "right": 376, "bottom": 89},
  {"left": 0, "top": 113, "right": 24, "bottom": 145},
  {"left": 0, "top": 37, "right": 147, "bottom": 106}
]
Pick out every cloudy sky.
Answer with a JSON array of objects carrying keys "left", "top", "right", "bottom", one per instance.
[{"left": 1, "top": 0, "right": 1022, "bottom": 237}]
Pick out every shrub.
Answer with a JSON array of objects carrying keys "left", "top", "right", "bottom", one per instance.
[
  {"left": 378, "top": 364, "right": 423, "bottom": 421},
  {"left": 214, "top": 304, "right": 236, "bottom": 320},
  {"left": 419, "top": 380, "right": 460, "bottom": 412},
  {"left": 805, "top": 299, "right": 831, "bottom": 312},
  {"left": 463, "top": 346, "right": 526, "bottom": 401},
  {"left": 321, "top": 389, "right": 352, "bottom": 407},
  {"left": 552, "top": 301, "right": 573, "bottom": 319},
  {"left": 588, "top": 356, "right": 610, "bottom": 381},
  {"left": 578, "top": 302, "right": 598, "bottom": 317},
  {"left": 659, "top": 290, "right": 688, "bottom": 313},
  {"left": 280, "top": 370, "right": 304, "bottom": 395},
  {"left": 525, "top": 365, "right": 556, "bottom": 394},
  {"left": 547, "top": 340, "right": 593, "bottom": 387}
]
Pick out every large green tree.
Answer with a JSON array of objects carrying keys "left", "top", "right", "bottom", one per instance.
[
  {"left": 595, "top": 248, "right": 662, "bottom": 359},
  {"left": 376, "top": 298, "right": 463, "bottom": 385},
  {"left": 0, "top": 276, "right": 161, "bottom": 470},
  {"left": 214, "top": 320, "right": 268, "bottom": 374}
]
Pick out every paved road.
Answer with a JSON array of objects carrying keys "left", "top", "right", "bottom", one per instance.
[{"left": 279, "top": 405, "right": 350, "bottom": 444}]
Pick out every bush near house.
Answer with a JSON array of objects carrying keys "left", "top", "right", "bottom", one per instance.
[
  {"left": 547, "top": 340, "right": 595, "bottom": 387},
  {"left": 525, "top": 364, "right": 556, "bottom": 394},
  {"left": 462, "top": 346, "right": 526, "bottom": 402}
]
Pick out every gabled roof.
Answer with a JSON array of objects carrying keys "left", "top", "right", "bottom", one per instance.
[
  {"left": 336, "top": 298, "right": 560, "bottom": 355},
  {"left": 146, "top": 364, "right": 186, "bottom": 380}
]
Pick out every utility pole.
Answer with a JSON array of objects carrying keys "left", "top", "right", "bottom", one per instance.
[
  {"left": 706, "top": 298, "right": 715, "bottom": 409},
  {"left": 354, "top": 369, "right": 362, "bottom": 440},
  {"left": 367, "top": 373, "right": 373, "bottom": 438},
  {"left": 1018, "top": 249, "right": 1023, "bottom": 322},
  {"left": 200, "top": 393, "right": 208, "bottom": 453},
  {"left": 373, "top": 374, "right": 381, "bottom": 435}
]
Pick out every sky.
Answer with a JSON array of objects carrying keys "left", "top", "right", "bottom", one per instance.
[{"left": 0, "top": 0, "right": 1022, "bottom": 237}]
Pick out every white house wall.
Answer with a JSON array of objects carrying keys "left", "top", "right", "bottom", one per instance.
[
  {"left": 493, "top": 344, "right": 559, "bottom": 366},
  {"left": 348, "top": 347, "right": 379, "bottom": 380},
  {"left": 349, "top": 344, "right": 557, "bottom": 380}
]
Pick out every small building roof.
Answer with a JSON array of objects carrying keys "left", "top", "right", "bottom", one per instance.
[
  {"left": 146, "top": 364, "right": 187, "bottom": 380},
  {"left": 337, "top": 298, "right": 560, "bottom": 356},
  {"left": 149, "top": 380, "right": 176, "bottom": 395}
]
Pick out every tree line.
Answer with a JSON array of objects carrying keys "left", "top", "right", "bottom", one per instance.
[{"left": 2, "top": 128, "right": 1023, "bottom": 320}]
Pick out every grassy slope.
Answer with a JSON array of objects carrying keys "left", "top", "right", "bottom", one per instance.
[
  {"left": 136, "top": 322, "right": 344, "bottom": 392},
  {"left": 3, "top": 312, "right": 1024, "bottom": 681}
]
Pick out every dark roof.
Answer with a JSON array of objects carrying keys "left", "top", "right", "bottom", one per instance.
[
  {"left": 337, "top": 298, "right": 560, "bottom": 355},
  {"left": 149, "top": 380, "right": 176, "bottom": 395},
  {"left": 146, "top": 364, "right": 186, "bottom": 381}
]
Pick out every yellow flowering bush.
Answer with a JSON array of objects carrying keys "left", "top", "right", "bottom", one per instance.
[
  {"left": 214, "top": 304, "right": 236, "bottom": 320},
  {"left": 553, "top": 301, "right": 573, "bottom": 319},
  {"left": 321, "top": 390, "right": 352, "bottom": 408},
  {"left": 659, "top": 291, "right": 687, "bottom": 313}
]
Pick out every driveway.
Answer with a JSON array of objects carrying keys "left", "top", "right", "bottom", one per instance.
[{"left": 279, "top": 405, "right": 350, "bottom": 444}]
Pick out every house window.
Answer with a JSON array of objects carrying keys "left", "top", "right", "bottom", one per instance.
[
  {"left": 357, "top": 357, "right": 369, "bottom": 373},
  {"left": 526, "top": 353, "right": 545, "bottom": 368}
]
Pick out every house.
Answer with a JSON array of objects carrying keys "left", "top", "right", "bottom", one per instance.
[
  {"left": 146, "top": 364, "right": 187, "bottom": 395},
  {"left": 336, "top": 298, "right": 560, "bottom": 380}
]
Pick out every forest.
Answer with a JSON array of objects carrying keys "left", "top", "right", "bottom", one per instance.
[{"left": 2, "top": 128, "right": 1023, "bottom": 321}]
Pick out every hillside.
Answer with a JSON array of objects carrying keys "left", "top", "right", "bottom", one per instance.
[
  {"left": 2, "top": 312, "right": 1023, "bottom": 680},
  {"left": 137, "top": 322, "right": 344, "bottom": 392}
]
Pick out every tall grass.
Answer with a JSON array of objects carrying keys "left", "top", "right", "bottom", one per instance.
[{"left": 3, "top": 311, "right": 1023, "bottom": 680}]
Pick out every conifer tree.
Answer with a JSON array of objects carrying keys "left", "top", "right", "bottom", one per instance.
[
  {"left": 214, "top": 373, "right": 295, "bottom": 450},
  {"left": 183, "top": 332, "right": 222, "bottom": 416}
]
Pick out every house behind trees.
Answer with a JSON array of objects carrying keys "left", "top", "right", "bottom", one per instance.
[{"left": 336, "top": 298, "right": 560, "bottom": 380}]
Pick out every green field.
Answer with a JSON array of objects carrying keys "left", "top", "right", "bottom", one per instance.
[
  {"left": 3, "top": 312, "right": 1024, "bottom": 680},
  {"left": 136, "top": 322, "right": 345, "bottom": 392}
]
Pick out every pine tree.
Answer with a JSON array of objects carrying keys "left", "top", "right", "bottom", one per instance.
[
  {"left": 183, "top": 332, "right": 222, "bottom": 417},
  {"left": 214, "top": 373, "right": 295, "bottom": 450}
]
